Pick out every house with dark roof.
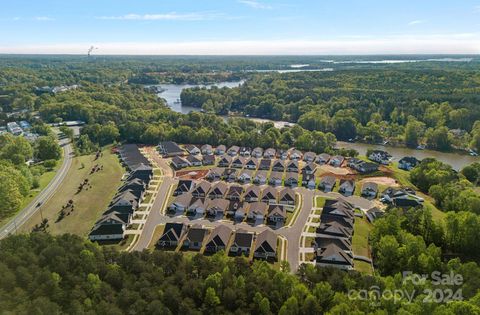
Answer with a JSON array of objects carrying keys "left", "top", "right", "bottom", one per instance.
[
  {"left": 111, "top": 190, "right": 139, "bottom": 209},
  {"left": 398, "top": 156, "right": 420, "bottom": 171},
  {"left": 368, "top": 150, "right": 392, "bottom": 165},
  {"left": 222, "top": 168, "right": 239, "bottom": 182},
  {"left": 208, "top": 182, "right": 228, "bottom": 199},
  {"left": 171, "top": 156, "right": 189, "bottom": 169},
  {"left": 231, "top": 156, "right": 246, "bottom": 168},
  {"left": 205, "top": 167, "right": 222, "bottom": 181},
  {"left": 252, "top": 147, "right": 264, "bottom": 158},
  {"left": 317, "top": 220, "right": 353, "bottom": 240},
  {"left": 315, "top": 242, "right": 354, "bottom": 270},
  {"left": 259, "top": 158, "right": 272, "bottom": 170},
  {"left": 185, "top": 144, "right": 200, "bottom": 155},
  {"left": 253, "top": 229, "right": 277, "bottom": 260},
  {"left": 339, "top": 179, "right": 355, "bottom": 196},
  {"left": 204, "top": 225, "right": 232, "bottom": 253},
  {"left": 206, "top": 198, "right": 229, "bottom": 218},
  {"left": 237, "top": 169, "right": 254, "bottom": 184},
  {"left": 118, "top": 144, "right": 151, "bottom": 170},
  {"left": 191, "top": 181, "right": 211, "bottom": 198},
  {"left": 365, "top": 207, "right": 385, "bottom": 223},
  {"left": 380, "top": 187, "right": 424, "bottom": 208},
  {"left": 89, "top": 223, "right": 126, "bottom": 241},
  {"left": 232, "top": 202, "right": 247, "bottom": 221},
  {"left": 173, "top": 180, "right": 195, "bottom": 196},
  {"left": 239, "top": 147, "right": 252, "bottom": 157},
  {"left": 253, "top": 170, "right": 268, "bottom": 185},
  {"left": 289, "top": 149, "right": 303, "bottom": 160},
  {"left": 267, "top": 205, "right": 287, "bottom": 224},
  {"left": 245, "top": 157, "right": 259, "bottom": 170},
  {"left": 329, "top": 155, "right": 345, "bottom": 167},
  {"left": 261, "top": 186, "right": 278, "bottom": 204},
  {"left": 226, "top": 185, "right": 244, "bottom": 201},
  {"left": 322, "top": 199, "right": 355, "bottom": 219},
  {"left": 186, "top": 155, "right": 202, "bottom": 167},
  {"left": 277, "top": 150, "right": 288, "bottom": 160},
  {"left": 316, "top": 153, "right": 331, "bottom": 165},
  {"left": 201, "top": 144, "right": 213, "bottom": 155},
  {"left": 218, "top": 155, "right": 232, "bottom": 167},
  {"left": 227, "top": 145, "right": 240, "bottom": 156},
  {"left": 244, "top": 185, "right": 261, "bottom": 202},
  {"left": 182, "top": 225, "right": 208, "bottom": 250},
  {"left": 301, "top": 171, "right": 316, "bottom": 189},
  {"left": 229, "top": 229, "right": 253, "bottom": 256},
  {"left": 319, "top": 176, "right": 336, "bottom": 192},
  {"left": 118, "top": 178, "right": 147, "bottom": 193},
  {"left": 286, "top": 160, "right": 299, "bottom": 172},
  {"left": 202, "top": 154, "right": 216, "bottom": 166},
  {"left": 361, "top": 182, "right": 378, "bottom": 198},
  {"left": 303, "top": 151, "right": 316, "bottom": 162},
  {"left": 314, "top": 237, "right": 352, "bottom": 253},
  {"left": 269, "top": 171, "right": 283, "bottom": 186},
  {"left": 157, "top": 223, "right": 187, "bottom": 248},
  {"left": 158, "top": 141, "right": 184, "bottom": 157},
  {"left": 302, "top": 163, "right": 316, "bottom": 175},
  {"left": 264, "top": 148, "right": 276, "bottom": 158},
  {"left": 272, "top": 160, "right": 285, "bottom": 172},
  {"left": 285, "top": 172, "right": 299, "bottom": 187},
  {"left": 186, "top": 198, "right": 207, "bottom": 216},
  {"left": 247, "top": 202, "right": 268, "bottom": 221},
  {"left": 168, "top": 193, "right": 193, "bottom": 213},
  {"left": 215, "top": 145, "right": 226, "bottom": 155},
  {"left": 279, "top": 188, "right": 295, "bottom": 206}
]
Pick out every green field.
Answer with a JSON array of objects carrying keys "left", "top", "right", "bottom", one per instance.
[
  {"left": 354, "top": 260, "right": 373, "bottom": 275},
  {"left": 20, "top": 147, "right": 124, "bottom": 236},
  {"left": 352, "top": 217, "right": 372, "bottom": 258}
]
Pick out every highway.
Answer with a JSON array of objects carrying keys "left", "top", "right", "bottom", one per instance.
[{"left": 0, "top": 138, "right": 73, "bottom": 239}]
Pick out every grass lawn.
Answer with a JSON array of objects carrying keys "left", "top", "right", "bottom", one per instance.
[
  {"left": 314, "top": 196, "right": 335, "bottom": 208},
  {"left": 147, "top": 224, "right": 166, "bottom": 250},
  {"left": 285, "top": 194, "right": 302, "bottom": 226},
  {"left": 354, "top": 260, "right": 373, "bottom": 275},
  {"left": 352, "top": 217, "right": 372, "bottom": 258},
  {"left": 20, "top": 147, "right": 124, "bottom": 236},
  {"left": 0, "top": 153, "right": 64, "bottom": 228}
]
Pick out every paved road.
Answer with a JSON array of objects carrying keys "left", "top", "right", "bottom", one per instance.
[{"left": 0, "top": 139, "right": 73, "bottom": 239}]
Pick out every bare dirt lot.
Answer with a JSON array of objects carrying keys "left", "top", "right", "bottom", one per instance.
[{"left": 359, "top": 176, "right": 399, "bottom": 186}]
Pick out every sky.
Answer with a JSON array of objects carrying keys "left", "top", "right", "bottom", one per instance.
[{"left": 0, "top": 0, "right": 479, "bottom": 55}]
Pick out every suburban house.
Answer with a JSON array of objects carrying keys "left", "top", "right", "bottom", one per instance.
[
  {"left": 314, "top": 237, "right": 352, "bottom": 253},
  {"left": 118, "top": 178, "right": 146, "bottom": 194},
  {"left": 317, "top": 220, "right": 353, "bottom": 240},
  {"left": 339, "top": 179, "right": 355, "bottom": 196},
  {"left": 303, "top": 151, "right": 316, "bottom": 162},
  {"left": 348, "top": 158, "right": 379, "bottom": 174},
  {"left": 329, "top": 155, "right": 345, "bottom": 167},
  {"left": 158, "top": 141, "right": 184, "bottom": 157},
  {"left": 218, "top": 155, "right": 232, "bottom": 167},
  {"left": 182, "top": 225, "right": 208, "bottom": 250},
  {"left": 368, "top": 150, "right": 392, "bottom": 165},
  {"left": 215, "top": 145, "right": 226, "bottom": 155},
  {"left": 302, "top": 162, "right": 316, "bottom": 175},
  {"left": 279, "top": 188, "right": 295, "bottom": 206},
  {"left": 289, "top": 149, "right": 303, "bottom": 160},
  {"left": 245, "top": 157, "right": 259, "bottom": 170},
  {"left": 201, "top": 144, "right": 213, "bottom": 155},
  {"left": 237, "top": 169, "right": 254, "bottom": 184},
  {"left": 89, "top": 222, "right": 126, "bottom": 241},
  {"left": 277, "top": 150, "right": 288, "bottom": 160},
  {"left": 361, "top": 182, "right": 378, "bottom": 198},
  {"left": 315, "top": 242, "right": 354, "bottom": 270},
  {"left": 398, "top": 156, "right": 420, "bottom": 171},
  {"left": 110, "top": 191, "right": 139, "bottom": 210},
  {"left": 239, "top": 147, "right": 252, "bottom": 157},
  {"left": 229, "top": 229, "right": 253, "bottom": 256},
  {"left": 269, "top": 172, "right": 283, "bottom": 186},
  {"left": 285, "top": 172, "right": 299, "bottom": 187},
  {"left": 316, "top": 153, "right": 331, "bottom": 165},
  {"left": 185, "top": 144, "right": 200, "bottom": 155},
  {"left": 173, "top": 180, "right": 195, "bottom": 196},
  {"left": 222, "top": 168, "right": 238, "bottom": 182},
  {"left": 206, "top": 198, "right": 229, "bottom": 218},
  {"left": 322, "top": 199, "right": 355, "bottom": 220},
  {"left": 381, "top": 187, "right": 424, "bottom": 208},
  {"left": 171, "top": 156, "right": 189, "bottom": 169},
  {"left": 227, "top": 200, "right": 245, "bottom": 217},
  {"left": 365, "top": 207, "right": 385, "bottom": 222},
  {"left": 157, "top": 223, "right": 187, "bottom": 248},
  {"left": 205, "top": 168, "right": 222, "bottom": 181},
  {"left": 186, "top": 198, "right": 207, "bottom": 216},
  {"left": 272, "top": 160, "right": 285, "bottom": 172},
  {"left": 263, "top": 148, "right": 276, "bottom": 158},
  {"left": 202, "top": 154, "right": 216, "bottom": 165},
  {"left": 286, "top": 160, "right": 299, "bottom": 172},
  {"left": 252, "top": 147, "right": 264, "bottom": 158},
  {"left": 253, "top": 170, "right": 268, "bottom": 185},
  {"left": 267, "top": 205, "right": 287, "bottom": 224},
  {"left": 226, "top": 185, "right": 244, "bottom": 201},
  {"left": 247, "top": 202, "right": 268, "bottom": 221},
  {"left": 231, "top": 156, "right": 246, "bottom": 168},
  {"left": 259, "top": 158, "right": 272, "bottom": 170},
  {"left": 301, "top": 171, "right": 316, "bottom": 189},
  {"left": 191, "top": 181, "right": 211, "bottom": 198},
  {"left": 253, "top": 229, "right": 277, "bottom": 260},
  {"left": 168, "top": 193, "right": 193, "bottom": 213},
  {"left": 227, "top": 145, "right": 240, "bottom": 156},
  {"left": 261, "top": 186, "right": 278, "bottom": 204},
  {"left": 244, "top": 185, "right": 261, "bottom": 202},
  {"left": 208, "top": 182, "right": 228, "bottom": 199},
  {"left": 204, "top": 225, "right": 232, "bottom": 253},
  {"left": 233, "top": 203, "right": 247, "bottom": 221},
  {"left": 319, "top": 176, "right": 336, "bottom": 192},
  {"left": 186, "top": 155, "right": 202, "bottom": 167}
]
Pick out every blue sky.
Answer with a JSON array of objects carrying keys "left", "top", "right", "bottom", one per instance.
[{"left": 0, "top": 0, "right": 479, "bottom": 54}]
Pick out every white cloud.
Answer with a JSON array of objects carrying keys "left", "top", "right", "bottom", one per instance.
[
  {"left": 408, "top": 20, "right": 426, "bottom": 26},
  {"left": 34, "top": 16, "right": 54, "bottom": 21},
  {"left": 238, "top": 0, "right": 272, "bottom": 10},
  {"left": 97, "top": 12, "right": 226, "bottom": 21}
]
